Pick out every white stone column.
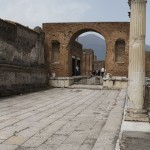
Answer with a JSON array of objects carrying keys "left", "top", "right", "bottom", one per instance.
[{"left": 128, "top": 0, "right": 147, "bottom": 111}]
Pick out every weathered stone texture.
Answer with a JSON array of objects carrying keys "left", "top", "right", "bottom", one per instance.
[
  {"left": 0, "top": 19, "right": 45, "bottom": 66},
  {"left": 115, "top": 39, "right": 125, "bottom": 62},
  {"left": 0, "top": 65, "right": 48, "bottom": 96},
  {"left": 69, "top": 41, "right": 82, "bottom": 76},
  {"left": 93, "top": 60, "right": 105, "bottom": 71},
  {"left": 0, "top": 19, "right": 48, "bottom": 96},
  {"left": 43, "top": 22, "right": 130, "bottom": 77},
  {"left": 81, "top": 49, "right": 94, "bottom": 75},
  {"left": 145, "top": 51, "right": 150, "bottom": 77}
]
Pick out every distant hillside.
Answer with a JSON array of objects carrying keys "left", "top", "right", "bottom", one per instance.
[
  {"left": 77, "top": 34, "right": 150, "bottom": 59},
  {"left": 77, "top": 34, "right": 106, "bottom": 60}
]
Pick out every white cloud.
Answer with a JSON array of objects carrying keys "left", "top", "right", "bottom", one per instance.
[
  {"left": 1, "top": 0, "right": 91, "bottom": 28},
  {"left": 0, "top": 0, "right": 149, "bottom": 45}
]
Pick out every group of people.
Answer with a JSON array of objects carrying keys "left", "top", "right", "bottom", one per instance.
[
  {"left": 91, "top": 67, "right": 105, "bottom": 77},
  {"left": 75, "top": 65, "right": 105, "bottom": 77}
]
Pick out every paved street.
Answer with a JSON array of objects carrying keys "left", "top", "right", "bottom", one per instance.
[{"left": 0, "top": 88, "right": 126, "bottom": 150}]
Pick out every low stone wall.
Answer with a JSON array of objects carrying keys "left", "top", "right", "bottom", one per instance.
[
  {"left": 73, "top": 76, "right": 89, "bottom": 84},
  {"left": 0, "top": 64, "right": 48, "bottom": 96},
  {"left": 103, "top": 76, "right": 128, "bottom": 89},
  {"left": 49, "top": 77, "right": 74, "bottom": 88}
]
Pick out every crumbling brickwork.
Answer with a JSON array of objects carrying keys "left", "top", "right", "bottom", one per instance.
[
  {"left": 43, "top": 22, "right": 130, "bottom": 77},
  {"left": 0, "top": 20, "right": 45, "bottom": 66},
  {"left": 0, "top": 19, "right": 48, "bottom": 96}
]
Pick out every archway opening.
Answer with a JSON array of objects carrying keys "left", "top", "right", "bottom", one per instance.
[{"left": 68, "top": 30, "right": 106, "bottom": 77}]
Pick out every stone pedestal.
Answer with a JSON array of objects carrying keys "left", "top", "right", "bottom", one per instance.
[
  {"left": 127, "top": 0, "right": 147, "bottom": 117},
  {"left": 49, "top": 77, "right": 74, "bottom": 88},
  {"left": 103, "top": 74, "right": 128, "bottom": 89},
  {"left": 125, "top": 108, "right": 149, "bottom": 122}
]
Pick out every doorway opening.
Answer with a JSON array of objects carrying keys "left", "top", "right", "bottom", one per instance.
[{"left": 75, "top": 31, "right": 106, "bottom": 76}]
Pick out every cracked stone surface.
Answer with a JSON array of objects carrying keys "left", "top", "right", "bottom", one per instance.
[{"left": 0, "top": 88, "right": 126, "bottom": 150}]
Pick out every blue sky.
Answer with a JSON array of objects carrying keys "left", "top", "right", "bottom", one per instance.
[{"left": 0, "top": 0, "right": 149, "bottom": 45}]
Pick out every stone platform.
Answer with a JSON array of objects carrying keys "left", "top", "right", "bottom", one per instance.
[{"left": 116, "top": 101, "right": 150, "bottom": 150}]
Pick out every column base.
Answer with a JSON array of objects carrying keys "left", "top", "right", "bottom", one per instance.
[
  {"left": 148, "top": 109, "right": 150, "bottom": 122},
  {"left": 125, "top": 108, "right": 149, "bottom": 122}
]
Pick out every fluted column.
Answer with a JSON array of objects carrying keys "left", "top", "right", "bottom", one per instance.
[{"left": 128, "top": 0, "right": 147, "bottom": 110}]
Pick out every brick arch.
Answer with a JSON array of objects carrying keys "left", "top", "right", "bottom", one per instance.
[
  {"left": 43, "top": 22, "right": 129, "bottom": 77},
  {"left": 66, "top": 27, "right": 108, "bottom": 77},
  {"left": 66, "top": 27, "right": 109, "bottom": 49}
]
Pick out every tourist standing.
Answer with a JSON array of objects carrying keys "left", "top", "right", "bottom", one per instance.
[
  {"left": 101, "top": 67, "right": 104, "bottom": 78},
  {"left": 75, "top": 66, "right": 79, "bottom": 76}
]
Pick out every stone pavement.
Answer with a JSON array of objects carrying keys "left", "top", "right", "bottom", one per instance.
[{"left": 0, "top": 88, "right": 127, "bottom": 150}]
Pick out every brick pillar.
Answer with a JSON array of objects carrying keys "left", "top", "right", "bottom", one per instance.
[
  {"left": 82, "top": 52, "right": 86, "bottom": 75},
  {"left": 90, "top": 53, "right": 93, "bottom": 72}
]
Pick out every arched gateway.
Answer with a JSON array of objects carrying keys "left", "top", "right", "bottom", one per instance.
[{"left": 43, "top": 22, "right": 129, "bottom": 77}]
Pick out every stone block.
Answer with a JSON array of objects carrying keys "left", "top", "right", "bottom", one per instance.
[
  {"left": 103, "top": 76, "right": 128, "bottom": 89},
  {"left": 49, "top": 77, "right": 74, "bottom": 87},
  {"left": 120, "top": 131, "right": 150, "bottom": 150}
]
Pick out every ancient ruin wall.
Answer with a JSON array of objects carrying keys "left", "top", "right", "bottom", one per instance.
[
  {"left": 145, "top": 51, "right": 150, "bottom": 77},
  {"left": 43, "top": 22, "right": 130, "bottom": 77},
  {"left": 70, "top": 41, "right": 82, "bottom": 59},
  {"left": 69, "top": 41, "right": 82, "bottom": 76},
  {"left": 0, "top": 19, "right": 48, "bottom": 96}
]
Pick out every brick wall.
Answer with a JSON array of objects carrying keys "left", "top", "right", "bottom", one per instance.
[
  {"left": 70, "top": 41, "right": 82, "bottom": 76},
  {"left": 43, "top": 22, "right": 130, "bottom": 77}
]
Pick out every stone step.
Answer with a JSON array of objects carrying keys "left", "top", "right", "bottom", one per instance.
[{"left": 67, "top": 84, "right": 103, "bottom": 90}]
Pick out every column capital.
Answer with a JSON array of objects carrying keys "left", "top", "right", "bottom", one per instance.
[
  {"left": 128, "top": 0, "right": 147, "bottom": 6},
  {"left": 132, "top": 0, "right": 147, "bottom": 3}
]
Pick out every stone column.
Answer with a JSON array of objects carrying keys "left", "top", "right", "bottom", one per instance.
[
  {"left": 88, "top": 54, "right": 90, "bottom": 74},
  {"left": 81, "top": 52, "right": 86, "bottom": 75},
  {"left": 90, "top": 53, "right": 93, "bottom": 72},
  {"left": 127, "top": 0, "right": 148, "bottom": 121}
]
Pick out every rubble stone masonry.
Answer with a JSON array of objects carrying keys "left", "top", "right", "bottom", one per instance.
[{"left": 0, "top": 19, "right": 48, "bottom": 96}]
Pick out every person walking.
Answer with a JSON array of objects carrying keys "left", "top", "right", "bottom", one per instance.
[
  {"left": 101, "top": 67, "right": 104, "bottom": 78},
  {"left": 75, "top": 65, "right": 79, "bottom": 76}
]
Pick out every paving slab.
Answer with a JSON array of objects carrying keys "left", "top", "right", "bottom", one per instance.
[
  {"left": 0, "top": 88, "right": 127, "bottom": 150},
  {"left": 119, "top": 131, "right": 150, "bottom": 150}
]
